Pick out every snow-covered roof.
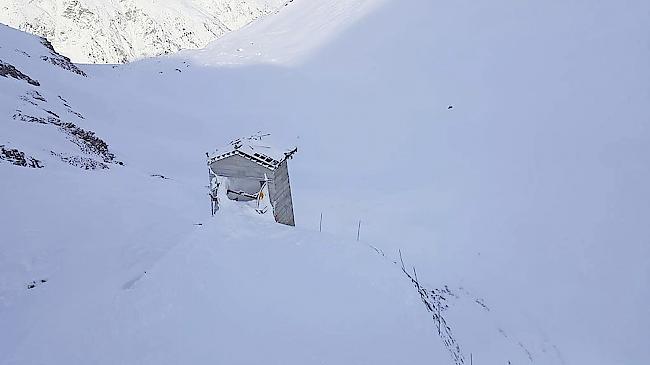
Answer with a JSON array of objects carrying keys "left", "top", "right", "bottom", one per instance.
[{"left": 207, "top": 133, "right": 297, "bottom": 170}]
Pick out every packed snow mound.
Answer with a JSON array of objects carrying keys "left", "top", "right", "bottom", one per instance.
[
  {"left": 0, "top": 163, "right": 560, "bottom": 364},
  {"left": 0, "top": 176, "right": 438, "bottom": 364},
  {"left": 0, "top": 0, "right": 289, "bottom": 64}
]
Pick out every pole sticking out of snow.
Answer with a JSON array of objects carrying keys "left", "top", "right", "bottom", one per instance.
[
  {"left": 319, "top": 213, "right": 323, "bottom": 232},
  {"left": 399, "top": 249, "right": 406, "bottom": 272},
  {"left": 357, "top": 220, "right": 361, "bottom": 242}
]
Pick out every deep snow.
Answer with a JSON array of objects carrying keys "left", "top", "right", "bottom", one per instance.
[{"left": 1, "top": 0, "right": 649, "bottom": 364}]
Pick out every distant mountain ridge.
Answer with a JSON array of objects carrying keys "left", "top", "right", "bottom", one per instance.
[{"left": 0, "top": 0, "right": 289, "bottom": 64}]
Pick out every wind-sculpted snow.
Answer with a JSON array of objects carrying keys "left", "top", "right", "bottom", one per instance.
[{"left": 0, "top": 0, "right": 290, "bottom": 64}]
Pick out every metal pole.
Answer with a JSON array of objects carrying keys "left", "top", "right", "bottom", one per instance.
[{"left": 319, "top": 213, "right": 323, "bottom": 232}]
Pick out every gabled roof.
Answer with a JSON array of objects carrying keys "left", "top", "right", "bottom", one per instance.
[{"left": 207, "top": 133, "right": 297, "bottom": 170}]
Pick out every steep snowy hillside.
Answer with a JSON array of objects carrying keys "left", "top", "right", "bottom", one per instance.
[
  {"left": 0, "top": 22, "right": 555, "bottom": 365},
  {"left": 0, "top": 0, "right": 289, "bottom": 63},
  {"left": 0, "top": 24, "right": 120, "bottom": 169},
  {"left": 2, "top": 0, "right": 649, "bottom": 364},
  {"left": 0, "top": 18, "right": 564, "bottom": 365}
]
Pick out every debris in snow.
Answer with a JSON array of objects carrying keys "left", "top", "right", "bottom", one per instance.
[
  {"left": 447, "top": 105, "right": 453, "bottom": 109},
  {"left": 151, "top": 174, "right": 170, "bottom": 179},
  {"left": 14, "top": 49, "right": 31, "bottom": 57},
  {"left": 26, "top": 279, "right": 48, "bottom": 289},
  {"left": 393, "top": 250, "right": 541, "bottom": 365},
  {"left": 392, "top": 249, "right": 537, "bottom": 365},
  {"left": 475, "top": 298, "right": 490, "bottom": 311}
]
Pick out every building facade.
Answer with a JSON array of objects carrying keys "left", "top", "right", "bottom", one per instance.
[{"left": 207, "top": 136, "right": 297, "bottom": 226}]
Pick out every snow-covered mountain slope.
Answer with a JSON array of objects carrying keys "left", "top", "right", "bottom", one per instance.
[
  {"left": 0, "top": 24, "right": 120, "bottom": 170},
  {"left": 0, "top": 22, "right": 556, "bottom": 365},
  {"left": 0, "top": 21, "right": 563, "bottom": 365},
  {"left": 2, "top": 0, "right": 649, "bottom": 364},
  {"left": 0, "top": 27, "right": 552, "bottom": 364},
  {"left": 0, "top": 0, "right": 289, "bottom": 64},
  {"left": 183, "top": 0, "right": 384, "bottom": 66}
]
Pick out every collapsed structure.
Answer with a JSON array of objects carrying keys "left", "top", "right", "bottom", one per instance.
[{"left": 207, "top": 134, "right": 297, "bottom": 226}]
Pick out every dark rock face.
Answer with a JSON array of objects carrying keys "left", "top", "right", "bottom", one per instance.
[
  {"left": 59, "top": 121, "right": 117, "bottom": 163},
  {"left": 40, "top": 55, "right": 87, "bottom": 77},
  {"left": 1, "top": 30, "right": 114, "bottom": 171},
  {"left": 0, "top": 145, "right": 43, "bottom": 168},
  {"left": 50, "top": 151, "right": 109, "bottom": 170},
  {"left": 0, "top": 60, "right": 40, "bottom": 86},
  {"left": 11, "top": 112, "right": 55, "bottom": 125},
  {"left": 19, "top": 90, "right": 48, "bottom": 110},
  {"left": 40, "top": 39, "right": 87, "bottom": 77},
  {"left": 12, "top": 111, "right": 123, "bottom": 169}
]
